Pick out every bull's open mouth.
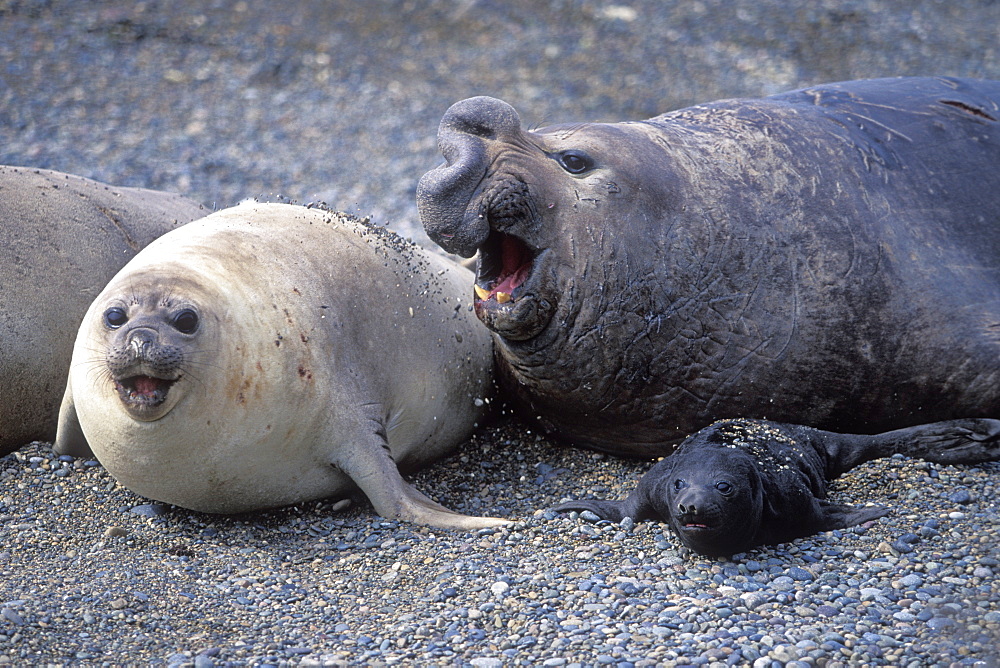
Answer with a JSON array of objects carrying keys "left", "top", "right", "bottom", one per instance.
[
  {"left": 474, "top": 232, "right": 535, "bottom": 305},
  {"left": 469, "top": 227, "right": 556, "bottom": 342},
  {"left": 114, "top": 375, "right": 177, "bottom": 409}
]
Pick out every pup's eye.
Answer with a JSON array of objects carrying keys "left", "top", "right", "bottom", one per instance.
[
  {"left": 556, "top": 150, "right": 595, "bottom": 174},
  {"left": 715, "top": 482, "right": 734, "bottom": 495},
  {"left": 103, "top": 307, "right": 128, "bottom": 329},
  {"left": 673, "top": 479, "right": 686, "bottom": 491},
  {"left": 171, "top": 309, "right": 199, "bottom": 334}
]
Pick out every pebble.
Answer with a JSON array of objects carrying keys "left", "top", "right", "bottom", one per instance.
[
  {"left": 948, "top": 489, "right": 974, "bottom": 505},
  {"left": 0, "top": 609, "right": 24, "bottom": 626},
  {"left": 131, "top": 503, "right": 170, "bottom": 517},
  {"left": 104, "top": 526, "right": 128, "bottom": 539}
]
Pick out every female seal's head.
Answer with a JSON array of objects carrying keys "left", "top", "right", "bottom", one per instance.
[{"left": 80, "top": 271, "right": 219, "bottom": 422}]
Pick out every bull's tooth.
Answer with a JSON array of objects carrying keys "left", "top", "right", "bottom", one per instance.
[
  {"left": 496, "top": 291, "right": 512, "bottom": 304},
  {"left": 474, "top": 284, "right": 490, "bottom": 300}
]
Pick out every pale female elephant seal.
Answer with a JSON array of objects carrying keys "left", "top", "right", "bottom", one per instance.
[
  {"left": 553, "top": 417, "right": 1000, "bottom": 556},
  {"left": 0, "top": 165, "right": 203, "bottom": 455},
  {"left": 417, "top": 77, "right": 1000, "bottom": 457},
  {"left": 54, "top": 202, "right": 501, "bottom": 529}
]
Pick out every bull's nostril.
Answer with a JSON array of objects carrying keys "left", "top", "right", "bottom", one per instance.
[
  {"left": 418, "top": 97, "right": 525, "bottom": 259},
  {"left": 454, "top": 119, "right": 496, "bottom": 140},
  {"left": 441, "top": 96, "right": 522, "bottom": 140}
]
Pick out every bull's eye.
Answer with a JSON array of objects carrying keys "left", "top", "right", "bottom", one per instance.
[{"left": 556, "top": 150, "right": 595, "bottom": 175}]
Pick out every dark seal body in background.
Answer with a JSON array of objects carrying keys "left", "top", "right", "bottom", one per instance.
[
  {"left": 553, "top": 418, "right": 1000, "bottom": 556},
  {"left": 417, "top": 77, "right": 1000, "bottom": 457},
  {"left": 0, "top": 166, "right": 204, "bottom": 455}
]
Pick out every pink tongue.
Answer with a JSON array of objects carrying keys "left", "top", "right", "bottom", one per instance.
[
  {"left": 494, "top": 263, "right": 531, "bottom": 294},
  {"left": 134, "top": 376, "right": 162, "bottom": 396},
  {"left": 491, "top": 236, "right": 531, "bottom": 295}
]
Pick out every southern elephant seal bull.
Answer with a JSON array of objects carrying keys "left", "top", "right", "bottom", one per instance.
[
  {"left": 54, "top": 202, "right": 501, "bottom": 529},
  {"left": 0, "top": 165, "right": 203, "bottom": 455},
  {"left": 417, "top": 77, "right": 1000, "bottom": 457},
  {"left": 553, "top": 417, "right": 1000, "bottom": 556}
]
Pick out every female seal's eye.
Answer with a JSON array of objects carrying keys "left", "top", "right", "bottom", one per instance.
[
  {"left": 557, "top": 150, "right": 595, "bottom": 174},
  {"left": 673, "top": 479, "right": 686, "bottom": 491},
  {"left": 172, "top": 309, "right": 199, "bottom": 334},
  {"left": 716, "top": 481, "right": 733, "bottom": 495},
  {"left": 103, "top": 307, "right": 128, "bottom": 329}
]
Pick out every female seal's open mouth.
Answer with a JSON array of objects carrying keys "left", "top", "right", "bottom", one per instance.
[
  {"left": 474, "top": 232, "right": 535, "bottom": 304},
  {"left": 114, "top": 375, "right": 176, "bottom": 409}
]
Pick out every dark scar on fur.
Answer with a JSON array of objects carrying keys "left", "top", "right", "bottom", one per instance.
[{"left": 939, "top": 99, "right": 998, "bottom": 121}]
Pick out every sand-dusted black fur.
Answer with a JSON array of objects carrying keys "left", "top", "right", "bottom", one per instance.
[{"left": 553, "top": 418, "right": 1000, "bottom": 556}]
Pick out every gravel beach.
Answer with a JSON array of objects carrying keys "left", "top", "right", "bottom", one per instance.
[
  {"left": 2, "top": 418, "right": 999, "bottom": 666},
  {"left": 2, "top": 1, "right": 1000, "bottom": 666}
]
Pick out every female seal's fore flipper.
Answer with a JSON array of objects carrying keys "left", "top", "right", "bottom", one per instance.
[
  {"left": 53, "top": 383, "right": 93, "bottom": 459},
  {"left": 329, "top": 416, "right": 508, "bottom": 530}
]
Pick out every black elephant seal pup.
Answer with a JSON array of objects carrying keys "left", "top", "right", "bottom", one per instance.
[
  {"left": 553, "top": 418, "right": 1000, "bottom": 556},
  {"left": 54, "top": 202, "right": 501, "bottom": 529},
  {"left": 417, "top": 77, "right": 1000, "bottom": 457},
  {"left": 0, "top": 165, "right": 203, "bottom": 455}
]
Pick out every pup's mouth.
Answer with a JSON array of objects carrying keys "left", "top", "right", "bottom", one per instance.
[
  {"left": 114, "top": 375, "right": 177, "bottom": 410},
  {"left": 473, "top": 232, "right": 535, "bottom": 305},
  {"left": 676, "top": 513, "right": 714, "bottom": 532}
]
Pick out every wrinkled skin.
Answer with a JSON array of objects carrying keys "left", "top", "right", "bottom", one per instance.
[
  {"left": 417, "top": 77, "right": 1000, "bottom": 457},
  {"left": 553, "top": 418, "right": 1000, "bottom": 556}
]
